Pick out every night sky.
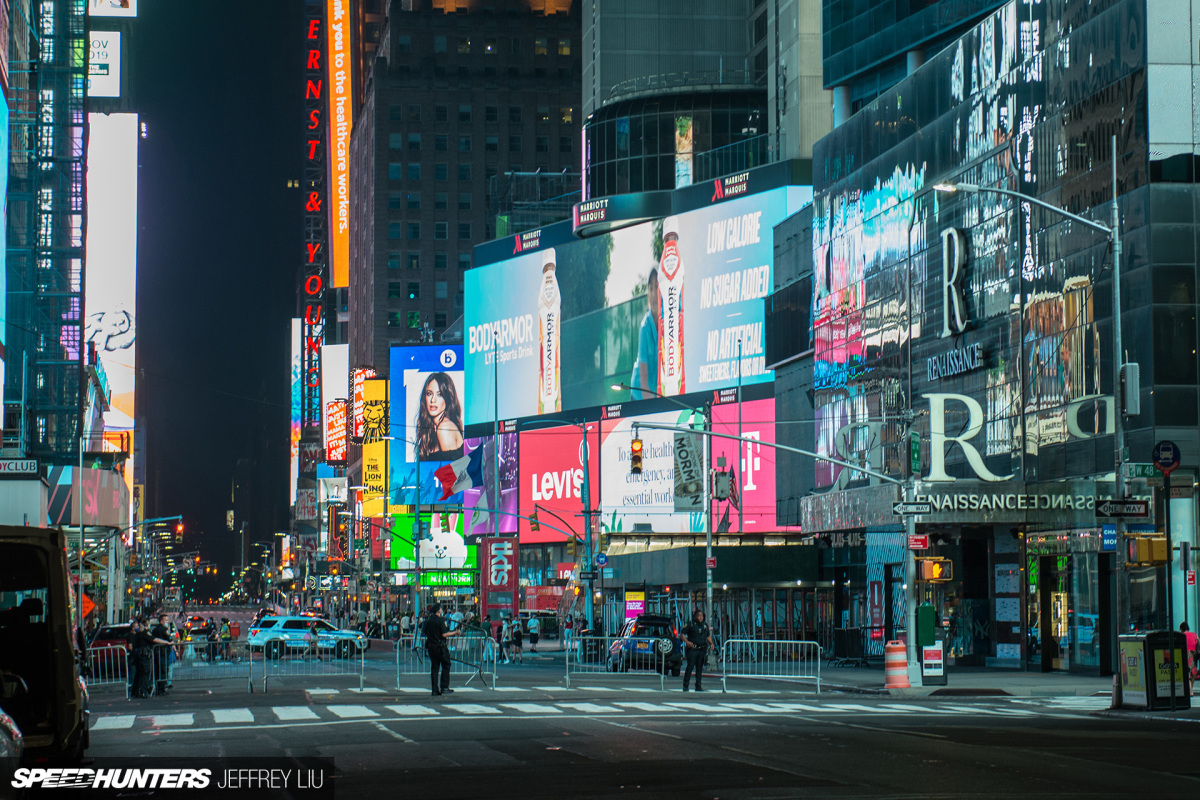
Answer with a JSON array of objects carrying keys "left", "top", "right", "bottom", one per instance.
[{"left": 133, "top": 2, "right": 304, "bottom": 572}]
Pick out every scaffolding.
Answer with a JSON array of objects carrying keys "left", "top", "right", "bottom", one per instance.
[{"left": 6, "top": 0, "right": 88, "bottom": 464}]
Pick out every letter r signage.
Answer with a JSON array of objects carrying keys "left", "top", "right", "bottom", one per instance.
[{"left": 941, "top": 228, "right": 968, "bottom": 338}]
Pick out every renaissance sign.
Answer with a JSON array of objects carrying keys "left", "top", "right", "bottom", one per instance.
[{"left": 912, "top": 481, "right": 1098, "bottom": 524}]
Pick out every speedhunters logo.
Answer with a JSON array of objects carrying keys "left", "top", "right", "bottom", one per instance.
[{"left": 12, "top": 759, "right": 333, "bottom": 797}]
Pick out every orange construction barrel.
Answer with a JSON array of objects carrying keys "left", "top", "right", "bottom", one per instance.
[{"left": 884, "top": 640, "right": 910, "bottom": 689}]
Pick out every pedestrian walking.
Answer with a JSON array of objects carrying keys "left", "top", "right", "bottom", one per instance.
[
  {"left": 304, "top": 620, "right": 321, "bottom": 660},
  {"left": 564, "top": 614, "right": 574, "bottom": 652},
  {"left": 205, "top": 617, "right": 219, "bottom": 662},
  {"left": 400, "top": 611, "right": 412, "bottom": 640},
  {"left": 219, "top": 618, "right": 232, "bottom": 659},
  {"left": 357, "top": 606, "right": 368, "bottom": 632},
  {"left": 509, "top": 619, "right": 524, "bottom": 664},
  {"left": 682, "top": 609, "right": 716, "bottom": 692},
  {"left": 498, "top": 619, "right": 511, "bottom": 663},
  {"left": 528, "top": 615, "right": 541, "bottom": 652},
  {"left": 424, "top": 603, "right": 461, "bottom": 696},
  {"left": 1181, "top": 622, "right": 1199, "bottom": 690}
]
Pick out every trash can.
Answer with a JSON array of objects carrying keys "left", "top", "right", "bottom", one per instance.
[
  {"left": 1117, "top": 631, "right": 1190, "bottom": 710},
  {"left": 229, "top": 622, "right": 241, "bottom": 640}
]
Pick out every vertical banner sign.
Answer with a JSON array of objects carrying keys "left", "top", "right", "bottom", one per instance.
[
  {"left": 481, "top": 537, "right": 518, "bottom": 621},
  {"left": 301, "top": 1, "right": 328, "bottom": 435},
  {"left": 325, "top": 0, "right": 352, "bottom": 288},
  {"left": 352, "top": 366, "right": 377, "bottom": 441},
  {"left": 673, "top": 431, "right": 704, "bottom": 513},
  {"left": 362, "top": 378, "right": 390, "bottom": 512},
  {"left": 325, "top": 399, "right": 349, "bottom": 464}
]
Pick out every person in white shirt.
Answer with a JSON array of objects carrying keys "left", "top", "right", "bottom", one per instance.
[{"left": 528, "top": 615, "right": 541, "bottom": 651}]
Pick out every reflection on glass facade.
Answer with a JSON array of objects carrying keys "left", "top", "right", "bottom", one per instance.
[
  {"left": 583, "top": 92, "right": 766, "bottom": 199},
  {"left": 812, "top": 0, "right": 1150, "bottom": 490}
]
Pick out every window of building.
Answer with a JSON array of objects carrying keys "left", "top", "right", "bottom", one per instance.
[
  {"left": 458, "top": 253, "right": 471, "bottom": 270},
  {"left": 557, "top": 67, "right": 570, "bottom": 79},
  {"left": 459, "top": 136, "right": 472, "bottom": 152},
  {"left": 388, "top": 192, "right": 403, "bottom": 209},
  {"left": 458, "top": 193, "right": 471, "bottom": 210},
  {"left": 537, "top": 105, "right": 550, "bottom": 123},
  {"left": 509, "top": 107, "right": 522, "bottom": 124},
  {"left": 388, "top": 282, "right": 403, "bottom": 300},
  {"left": 435, "top": 192, "right": 448, "bottom": 210},
  {"left": 485, "top": 135, "right": 498, "bottom": 152},
  {"left": 435, "top": 222, "right": 448, "bottom": 240},
  {"left": 407, "top": 163, "right": 421, "bottom": 180},
  {"left": 406, "top": 192, "right": 420, "bottom": 209},
  {"left": 435, "top": 280, "right": 448, "bottom": 300},
  {"left": 435, "top": 134, "right": 448, "bottom": 151},
  {"left": 508, "top": 66, "right": 520, "bottom": 78},
  {"left": 509, "top": 135, "right": 522, "bottom": 152},
  {"left": 558, "top": 38, "right": 571, "bottom": 56},
  {"left": 435, "top": 253, "right": 448, "bottom": 270},
  {"left": 407, "top": 311, "right": 421, "bottom": 329},
  {"left": 387, "top": 222, "right": 403, "bottom": 239},
  {"left": 484, "top": 38, "right": 496, "bottom": 54},
  {"left": 535, "top": 136, "right": 549, "bottom": 153},
  {"left": 388, "top": 133, "right": 404, "bottom": 149},
  {"left": 408, "top": 133, "right": 421, "bottom": 151},
  {"left": 458, "top": 163, "right": 471, "bottom": 181},
  {"left": 407, "top": 253, "right": 420, "bottom": 269},
  {"left": 388, "top": 312, "right": 403, "bottom": 328},
  {"left": 388, "top": 162, "right": 404, "bottom": 180},
  {"left": 407, "top": 282, "right": 421, "bottom": 300},
  {"left": 510, "top": 37, "right": 521, "bottom": 55},
  {"left": 408, "top": 104, "right": 421, "bottom": 121},
  {"left": 396, "top": 35, "right": 411, "bottom": 53},
  {"left": 559, "top": 136, "right": 572, "bottom": 153},
  {"left": 434, "top": 105, "right": 448, "bottom": 122},
  {"left": 458, "top": 65, "right": 470, "bottom": 78},
  {"left": 457, "top": 37, "right": 470, "bottom": 54},
  {"left": 388, "top": 105, "right": 403, "bottom": 121},
  {"left": 434, "top": 312, "right": 447, "bottom": 328},
  {"left": 434, "top": 36, "right": 447, "bottom": 53},
  {"left": 407, "top": 222, "right": 421, "bottom": 239},
  {"left": 387, "top": 253, "right": 402, "bottom": 270},
  {"left": 534, "top": 37, "right": 547, "bottom": 55},
  {"left": 435, "top": 163, "right": 448, "bottom": 180},
  {"left": 560, "top": 106, "right": 573, "bottom": 124},
  {"left": 365, "top": 21, "right": 381, "bottom": 42},
  {"left": 459, "top": 105, "right": 472, "bottom": 124},
  {"left": 485, "top": 106, "right": 499, "bottom": 123}
]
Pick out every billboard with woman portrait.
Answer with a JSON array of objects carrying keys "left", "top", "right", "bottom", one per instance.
[{"left": 390, "top": 345, "right": 467, "bottom": 506}]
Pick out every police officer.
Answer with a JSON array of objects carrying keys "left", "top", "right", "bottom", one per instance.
[
  {"left": 424, "top": 604, "right": 461, "bottom": 697},
  {"left": 682, "top": 609, "right": 716, "bottom": 692}
]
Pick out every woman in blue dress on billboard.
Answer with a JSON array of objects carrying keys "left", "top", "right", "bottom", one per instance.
[{"left": 416, "top": 372, "right": 465, "bottom": 461}]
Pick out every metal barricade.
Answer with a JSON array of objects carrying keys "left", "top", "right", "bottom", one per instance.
[
  {"left": 830, "top": 628, "right": 868, "bottom": 667},
  {"left": 168, "top": 640, "right": 251, "bottom": 686},
  {"left": 86, "top": 645, "right": 132, "bottom": 698},
  {"left": 249, "top": 638, "right": 366, "bottom": 693},
  {"left": 720, "top": 639, "right": 822, "bottom": 693},
  {"left": 564, "top": 635, "right": 668, "bottom": 690},
  {"left": 397, "top": 626, "right": 498, "bottom": 689}
]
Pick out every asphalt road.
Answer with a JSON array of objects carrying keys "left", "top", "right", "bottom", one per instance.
[{"left": 82, "top": 659, "right": 1200, "bottom": 800}]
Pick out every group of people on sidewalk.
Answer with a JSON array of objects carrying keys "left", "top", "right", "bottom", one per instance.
[{"left": 127, "top": 614, "right": 175, "bottom": 698}]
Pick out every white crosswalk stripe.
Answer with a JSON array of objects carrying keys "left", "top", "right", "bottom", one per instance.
[
  {"left": 615, "top": 702, "right": 676, "bottom": 712},
  {"left": 500, "top": 703, "right": 562, "bottom": 714},
  {"left": 211, "top": 708, "right": 255, "bottom": 723},
  {"left": 272, "top": 706, "right": 320, "bottom": 721},
  {"left": 558, "top": 702, "right": 619, "bottom": 713},
  {"left": 327, "top": 704, "right": 379, "bottom": 718},
  {"left": 385, "top": 705, "right": 438, "bottom": 716},
  {"left": 445, "top": 703, "right": 502, "bottom": 714},
  {"left": 149, "top": 714, "right": 194, "bottom": 727},
  {"left": 91, "top": 715, "right": 135, "bottom": 730}
]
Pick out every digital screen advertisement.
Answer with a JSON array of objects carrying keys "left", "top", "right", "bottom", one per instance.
[
  {"left": 290, "top": 320, "right": 302, "bottom": 503},
  {"left": 87, "top": 30, "right": 121, "bottom": 98},
  {"left": 462, "top": 433, "right": 518, "bottom": 536},
  {"left": 518, "top": 423, "right": 600, "bottom": 544},
  {"left": 89, "top": 0, "right": 137, "bottom": 16},
  {"left": 711, "top": 397, "right": 784, "bottom": 531},
  {"left": 466, "top": 186, "right": 810, "bottom": 424},
  {"left": 388, "top": 512, "right": 478, "bottom": 572},
  {"left": 389, "top": 344, "right": 466, "bottom": 506}
]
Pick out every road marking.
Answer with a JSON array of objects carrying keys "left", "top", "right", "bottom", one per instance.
[
  {"left": 385, "top": 705, "right": 438, "bottom": 716},
  {"left": 371, "top": 721, "right": 415, "bottom": 743},
  {"left": 449, "top": 686, "right": 482, "bottom": 693},
  {"left": 719, "top": 702, "right": 779, "bottom": 713},
  {"left": 211, "top": 708, "right": 255, "bottom": 724},
  {"left": 306, "top": 688, "right": 339, "bottom": 694},
  {"left": 558, "top": 702, "right": 618, "bottom": 713},
  {"left": 666, "top": 702, "right": 712, "bottom": 712},
  {"left": 823, "top": 703, "right": 880, "bottom": 713},
  {"left": 446, "top": 704, "right": 502, "bottom": 714},
  {"left": 491, "top": 687, "right": 530, "bottom": 692},
  {"left": 615, "top": 702, "right": 675, "bottom": 712},
  {"left": 500, "top": 703, "right": 561, "bottom": 714},
  {"left": 879, "top": 704, "right": 923, "bottom": 714},
  {"left": 91, "top": 715, "right": 135, "bottom": 730},
  {"left": 395, "top": 687, "right": 430, "bottom": 694},
  {"left": 348, "top": 687, "right": 386, "bottom": 694},
  {"left": 588, "top": 717, "right": 684, "bottom": 740},
  {"left": 575, "top": 686, "right": 621, "bottom": 692},
  {"left": 272, "top": 706, "right": 320, "bottom": 721},
  {"left": 149, "top": 714, "right": 194, "bottom": 727},
  {"left": 767, "top": 702, "right": 824, "bottom": 713},
  {"left": 327, "top": 704, "right": 379, "bottom": 718},
  {"left": 533, "top": 685, "right": 565, "bottom": 691}
]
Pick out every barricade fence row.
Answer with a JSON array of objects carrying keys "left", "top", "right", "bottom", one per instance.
[
  {"left": 170, "top": 640, "right": 251, "bottom": 685},
  {"left": 565, "top": 635, "right": 670, "bottom": 690},
  {"left": 85, "top": 645, "right": 132, "bottom": 698},
  {"left": 721, "top": 639, "right": 822, "bottom": 693},
  {"left": 397, "top": 626, "right": 498, "bottom": 690},
  {"left": 249, "top": 637, "right": 366, "bottom": 693}
]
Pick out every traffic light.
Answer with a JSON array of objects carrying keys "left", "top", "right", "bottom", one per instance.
[
  {"left": 630, "top": 437, "right": 643, "bottom": 474},
  {"left": 599, "top": 531, "right": 609, "bottom": 550},
  {"left": 1126, "top": 536, "right": 1169, "bottom": 566},
  {"left": 175, "top": 523, "right": 184, "bottom": 544},
  {"left": 567, "top": 537, "right": 576, "bottom": 557},
  {"left": 529, "top": 509, "right": 540, "bottom": 532},
  {"left": 917, "top": 557, "right": 953, "bottom": 582}
]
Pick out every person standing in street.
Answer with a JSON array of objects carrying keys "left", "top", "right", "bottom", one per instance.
[
  {"left": 150, "top": 614, "right": 174, "bottom": 695},
  {"left": 509, "top": 618, "right": 524, "bottom": 664},
  {"left": 424, "top": 604, "right": 461, "bottom": 696},
  {"left": 682, "top": 609, "right": 716, "bottom": 692},
  {"left": 528, "top": 615, "right": 541, "bottom": 652},
  {"left": 126, "top": 618, "right": 142, "bottom": 697}
]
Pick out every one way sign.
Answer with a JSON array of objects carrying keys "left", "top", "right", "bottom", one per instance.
[
  {"left": 1094, "top": 500, "right": 1150, "bottom": 518},
  {"left": 892, "top": 501, "right": 932, "bottom": 516}
]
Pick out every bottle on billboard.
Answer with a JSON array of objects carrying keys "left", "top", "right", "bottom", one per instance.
[
  {"left": 658, "top": 216, "right": 685, "bottom": 396},
  {"left": 537, "top": 248, "right": 562, "bottom": 414}
]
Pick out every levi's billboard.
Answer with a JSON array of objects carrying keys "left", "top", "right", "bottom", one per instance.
[
  {"left": 465, "top": 186, "right": 811, "bottom": 424},
  {"left": 518, "top": 423, "right": 599, "bottom": 544}
]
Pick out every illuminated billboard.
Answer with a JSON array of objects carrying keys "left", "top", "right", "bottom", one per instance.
[
  {"left": 0, "top": 96, "right": 8, "bottom": 404},
  {"left": 518, "top": 424, "right": 599, "bottom": 544},
  {"left": 320, "top": 343, "right": 348, "bottom": 452},
  {"left": 85, "top": 112, "right": 138, "bottom": 522},
  {"left": 325, "top": 0, "right": 352, "bottom": 288},
  {"left": 710, "top": 398, "right": 787, "bottom": 531},
  {"left": 462, "top": 433, "right": 518, "bottom": 536},
  {"left": 361, "top": 378, "right": 389, "bottom": 512},
  {"left": 325, "top": 399, "right": 348, "bottom": 464},
  {"left": 465, "top": 186, "right": 810, "bottom": 424},
  {"left": 388, "top": 512, "right": 478, "bottom": 571},
  {"left": 599, "top": 409, "right": 705, "bottom": 534},
  {"left": 87, "top": 31, "right": 121, "bottom": 98},
  {"left": 389, "top": 345, "right": 465, "bottom": 506},
  {"left": 89, "top": 0, "right": 137, "bottom": 16},
  {"left": 291, "top": 319, "right": 302, "bottom": 503},
  {"left": 351, "top": 366, "right": 377, "bottom": 441}
]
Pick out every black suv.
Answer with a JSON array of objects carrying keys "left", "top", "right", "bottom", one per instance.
[{"left": 606, "top": 614, "right": 684, "bottom": 676}]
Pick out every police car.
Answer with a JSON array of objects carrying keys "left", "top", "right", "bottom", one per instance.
[{"left": 246, "top": 616, "right": 367, "bottom": 659}]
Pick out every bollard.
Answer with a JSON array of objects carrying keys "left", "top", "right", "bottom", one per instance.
[{"left": 884, "top": 640, "right": 910, "bottom": 689}]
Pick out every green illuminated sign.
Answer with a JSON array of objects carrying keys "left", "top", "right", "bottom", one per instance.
[{"left": 419, "top": 571, "right": 476, "bottom": 587}]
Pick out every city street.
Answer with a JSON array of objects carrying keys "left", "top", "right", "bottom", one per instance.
[{"left": 84, "top": 653, "right": 1200, "bottom": 799}]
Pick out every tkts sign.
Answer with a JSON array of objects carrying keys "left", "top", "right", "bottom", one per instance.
[
  {"left": 300, "top": 0, "right": 329, "bottom": 434},
  {"left": 481, "top": 537, "right": 518, "bottom": 621}
]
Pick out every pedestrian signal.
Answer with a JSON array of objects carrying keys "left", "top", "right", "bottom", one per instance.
[
  {"left": 917, "top": 557, "right": 953, "bottom": 582},
  {"left": 630, "top": 438, "right": 643, "bottom": 474},
  {"left": 1126, "top": 536, "right": 1169, "bottom": 566}
]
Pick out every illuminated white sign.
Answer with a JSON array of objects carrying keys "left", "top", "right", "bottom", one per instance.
[
  {"left": 88, "top": 32, "right": 121, "bottom": 98},
  {"left": 89, "top": 0, "right": 138, "bottom": 16}
]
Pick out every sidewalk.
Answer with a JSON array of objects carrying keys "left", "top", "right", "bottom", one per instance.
[{"left": 821, "top": 663, "right": 1114, "bottom": 697}]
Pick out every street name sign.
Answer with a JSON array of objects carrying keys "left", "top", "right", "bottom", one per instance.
[
  {"left": 1094, "top": 500, "right": 1150, "bottom": 518},
  {"left": 893, "top": 501, "right": 932, "bottom": 516},
  {"left": 579, "top": 570, "right": 599, "bottom": 581}
]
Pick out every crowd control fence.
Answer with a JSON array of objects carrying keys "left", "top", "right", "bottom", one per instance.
[
  {"left": 720, "top": 638, "right": 822, "bottom": 693},
  {"left": 397, "top": 625, "right": 498, "bottom": 690},
  {"left": 248, "top": 637, "right": 366, "bottom": 693},
  {"left": 564, "top": 635, "right": 672, "bottom": 690}
]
